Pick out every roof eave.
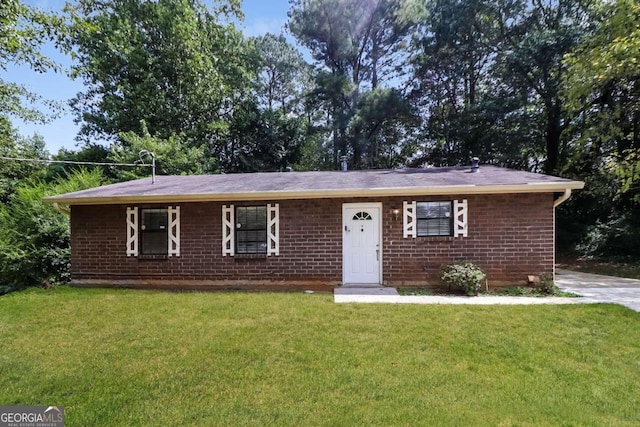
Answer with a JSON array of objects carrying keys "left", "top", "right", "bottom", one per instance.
[{"left": 43, "top": 181, "right": 585, "bottom": 206}]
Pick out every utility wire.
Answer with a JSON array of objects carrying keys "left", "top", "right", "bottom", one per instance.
[{"left": 0, "top": 156, "right": 152, "bottom": 168}]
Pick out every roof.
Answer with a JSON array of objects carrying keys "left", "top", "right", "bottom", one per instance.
[{"left": 43, "top": 166, "right": 585, "bottom": 205}]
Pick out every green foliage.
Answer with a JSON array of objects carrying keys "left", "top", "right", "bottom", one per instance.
[
  {"left": 411, "top": 0, "right": 592, "bottom": 173},
  {"left": 0, "top": 169, "right": 103, "bottom": 294},
  {"left": 63, "top": 0, "right": 249, "bottom": 144},
  {"left": 486, "top": 287, "right": 537, "bottom": 297},
  {"left": 46, "top": 143, "right": 114, "bottom": 182},
  {"left": 111, "top": 121, "right": 214, "bottom": 180},
  {"left": 0, "top": 129, "right": 48, "bottom": 203},
  {"left": 215, "top": 104, "right": 307, "bottom": 172},
  {"left": 0, "top": 0, "right": 64, "bottom": 124},
  {"left": 289, "top": 0, "right": 422, "bottom": 168},
  {"left": 350, "top": 88, "right": 419, "bottom": 168},
  {"left": 538, "top": 273, "right": 558, "bottom": 295},
  {"left": 563, "top": 0, "right": 640, "bottom": 110},
  {"left": 397, "top": 288, "right": 434, "bottom": 296},
  {"left": 557, "top": 0, "right": 640, "bottom": 259},
  {"left": 441, "top": 260, "right": 486, "bottom": 296},
  {"left": 252, "top": 33, "right": 310, "bottom": 113},
  {"left": 575, "top": 215, "right": 640, "bottom": 259}
]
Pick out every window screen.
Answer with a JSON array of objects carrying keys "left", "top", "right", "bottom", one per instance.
[
  {"left": 236, "top": 206, "right": 267, "bottom": 254},
  {"left": 140, "top": 209, "right": 168, "bottom": 254},
  {"left": 416, "top": 202, "right": 452, "bottom": 236}
]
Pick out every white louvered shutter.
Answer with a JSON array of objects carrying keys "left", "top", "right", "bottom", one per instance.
[
  {"left": 222, "top": 205, "right": 234, "bottom": 256},
  {"left": 403, "top": 200, "right": 417, "bottom": 238},
  {"left": 126, "top": 207, "right": 138, "bottom": 256},
  {"left": 453, "top": 199, "right": 468, "bottom": 237},
  {"left": 168, "top": 206, "right": 180, "bottom": 256},
  {"left": 267, "top": 203, "right": 280, "bottom": 256}
]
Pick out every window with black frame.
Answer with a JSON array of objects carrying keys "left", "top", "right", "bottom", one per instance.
[
  {"left": 416, "top": 201, "right": 453, "bottom": 236},
  {"left": 140, "top": 209, "right": 168, "bottom": 254},
  {"left": 236, "top": 206, "right": 267, "bottom": 254}
]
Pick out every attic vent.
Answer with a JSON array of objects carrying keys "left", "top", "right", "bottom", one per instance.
[{"left": 470, "top": 157, "right": 480, "bottom": 173}]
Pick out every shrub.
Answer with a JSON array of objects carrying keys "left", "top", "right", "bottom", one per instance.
[
  {"left": 441, "top": 261, "right": 486, "bottom": 296},
  {"left": 538, "top": 272, "right": 559, "bottom": 295},
  {"left": 575, "top": 216, "right": 640, "bottom": 260},
  {"left": 0, "top": 169, "right": 103, "bottom": 294}
]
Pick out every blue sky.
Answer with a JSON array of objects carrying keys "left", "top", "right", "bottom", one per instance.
[{"left": 3, "top": 0, "right": 292, "bottom": 153}]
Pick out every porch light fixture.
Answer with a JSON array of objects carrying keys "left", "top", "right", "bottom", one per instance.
[{"left": 392, "top": 208, "right": 400, "bottom": 221}]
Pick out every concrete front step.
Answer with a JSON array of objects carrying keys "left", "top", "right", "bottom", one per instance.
[{"left": 334, "top": 287, "right": 400, "bottom": 296}]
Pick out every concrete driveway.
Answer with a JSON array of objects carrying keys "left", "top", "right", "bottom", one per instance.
[{"left": 556, "top": 269, "right": 640, "bottom": 312}]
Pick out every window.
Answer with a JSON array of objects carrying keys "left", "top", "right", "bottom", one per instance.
[
  {"left": 352, "top": 211, "right": 372, "bottom": 220},
  {"left": 222, "top": 204, "right": 279, "bottom": 257},
  {"left": 236, "top": 206, "right": 267, "bottom": 254},
  {"left": 140, "top": 209, "right": 168, "bottom": 255},
  {"left": 416, "top": 201, "right": 452, "bottom": 236},
  {"left": 126, "top": 206, "right": 180, "bottom": 257}
]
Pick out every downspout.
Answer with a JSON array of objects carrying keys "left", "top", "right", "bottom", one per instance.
[
  {"left": 52, "top": 202, "right": 70, "bottom": 217},
  {"left": 553, "top": 188, "right": 572, "bottom": 208},
  {"left": 552, "top": 189, "right": 572, "bottom": 283}
]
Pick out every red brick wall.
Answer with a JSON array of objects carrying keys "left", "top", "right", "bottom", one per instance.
[
  {"left": 381, "top": 194, "right": 554, "bottom": 287},
  {"left": 70, "top": 193, "right": 554, "bottom": 290}
]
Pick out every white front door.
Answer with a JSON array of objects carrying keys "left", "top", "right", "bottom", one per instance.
[{"left": 342, "top": 203, "right": 382, "bottom": 285}]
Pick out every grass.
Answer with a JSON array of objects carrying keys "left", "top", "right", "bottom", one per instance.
[
  {"left": 398, "top": 285, "right": 579, "bottom": 297},
  {"left": 1, "top": 287, "right": 640, "bottom": 426},
  {"left": 397, "top": 287, "right": 434, "bottom": 296},
  {"left": 558, "top": 256, "right": 640, "bottom": 280},
  {"left": 483, "top": 286, "right": 580, "bottom": 298}
]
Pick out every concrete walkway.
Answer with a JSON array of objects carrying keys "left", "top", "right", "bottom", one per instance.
[
  {"left": 555, "top": 269, "right": 640, "bottom": 312},
  {"left": 333, "top": 270, "right": 640, "bottom": 312}
]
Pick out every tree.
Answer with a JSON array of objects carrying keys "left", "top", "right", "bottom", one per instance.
[
  {"left": 0, "top": 128, "right": 49, "bottom": 204},
  {"left": 288, "top": 0, "right": 422, "bottom": 168},
  {"left": 64, "top": 0, "right": 251, "bottom": 145},
  {"left": 410, "top": 0, "right": 504, "bottom": 167},
  {"left": 411, "top": 0, "right": 594, "bottom": 173},
  {"left": 0, "top": 0, "right": 64, "bottom": 124},
  {"left": 109, "top": 121, "right": 213, "bottom": 180},
  {"left": 0, "top": 169, "right": 103, "bottom": 294},
  {"left": 46, "top": 143, "right": 114, "bottom": 182},
  {"left": 563, "top": 0, "right": 640, "bottom": 197},
  {"left": 215, "top": 101, "right": 307, "bottom": 172},
  {"left": 495, "top": 0, "right": 594, "bottom": 174},
  {"left": 557, "top": 0, "right": 640, "bottom": 258},
  {"left": 252, "top": 33, "right": 310, "bottom": 113}
]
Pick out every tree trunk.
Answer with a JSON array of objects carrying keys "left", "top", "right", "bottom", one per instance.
[{"left": 545, "top": 100, "right": 562, "bottom": 174}]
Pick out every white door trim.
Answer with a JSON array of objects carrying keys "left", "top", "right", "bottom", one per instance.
[{"left": 342, "top": 202, "right": 383, "bottom": 285}]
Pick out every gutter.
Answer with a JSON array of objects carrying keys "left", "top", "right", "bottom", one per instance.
[
  {"left": 553, "top": 189, "right": 572, "bottom": 208},
  {"left": 52, "top": 202, "right": 71, "bottom": 217}
]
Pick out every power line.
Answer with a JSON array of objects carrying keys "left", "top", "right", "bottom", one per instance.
[
  {"left": 0, "top": 156, "right": 151, "bottom": 168},
  {"left": 1, "top": 150, "right": 158, "bottom": 183}
]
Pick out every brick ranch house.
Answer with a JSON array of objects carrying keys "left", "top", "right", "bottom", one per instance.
[{"left": 44, "top": 165, "right": 584, "bottom": 291}]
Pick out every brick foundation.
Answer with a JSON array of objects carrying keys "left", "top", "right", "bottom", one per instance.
[{"left": 70, "top": 193, "right": 554, "bottom": 290}]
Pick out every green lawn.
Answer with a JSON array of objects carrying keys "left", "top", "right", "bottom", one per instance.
[{"left": 1, "top": 287, "right": 639, "bottom": 426}]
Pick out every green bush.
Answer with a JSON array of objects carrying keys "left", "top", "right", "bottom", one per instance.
[
  {"left": 0, "top": 169, "right": 103, "bottom": 294},
  {"left": 576, "top": 215, "right": 640, "bottom": 260},
  {"left": 441, "top": 261, "right": 486, "bottom": 296},
  {"left": 538, "top": 272, "right": 559, "bottom": 295}
]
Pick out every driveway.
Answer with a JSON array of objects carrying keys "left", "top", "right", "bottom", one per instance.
[{"left": 556, "top": 269, "right": 640, "bottom": 312}]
